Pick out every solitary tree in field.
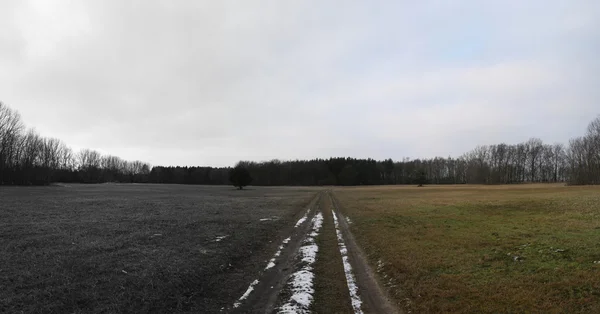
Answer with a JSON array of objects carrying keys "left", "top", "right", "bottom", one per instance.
[
  {"left": 229, "top": 165, "right": 253, "bottom": 190},
  {"left": 416, "top": 170, "right": 427, "bottom": 187}
]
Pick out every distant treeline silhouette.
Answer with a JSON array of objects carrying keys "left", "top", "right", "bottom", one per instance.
[{"left": 1, "top": 102, "right": 599, "bottom": 186}]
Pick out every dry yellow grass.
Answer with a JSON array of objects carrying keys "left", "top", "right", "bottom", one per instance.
[{"left": 334, "top": 184, "right": 600, "bottom": 313}]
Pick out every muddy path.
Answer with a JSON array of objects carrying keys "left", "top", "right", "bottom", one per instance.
[
  {"left": 329, "top": 191, "right": 401, "bottom": 314},
  {"left": 227, "top": 190, "right": 399, "bottom": 314},
  {"left": 228, "top": 192, "right": 323, "bottom": 313}
]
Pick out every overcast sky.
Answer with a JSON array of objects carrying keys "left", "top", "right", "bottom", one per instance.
[{"left": 1, "top": 1, "right": 598, "bottom": 167}]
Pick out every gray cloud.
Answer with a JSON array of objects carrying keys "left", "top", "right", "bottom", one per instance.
[{"left": 1, "top": 0, "right": 598, "bottom": 166}]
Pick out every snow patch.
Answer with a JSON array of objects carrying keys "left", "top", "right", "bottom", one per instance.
[
  {"left": 278, "top": 212, "right": 323, "bottom": 313},
  {"left": 214, "top": 235, "right": 228, "bottom": 242},
  {"left": 294, "top": 208, "right": 311, "bottom": 227},
  {"left": 233, "top": 279, "right": 259, "bottom": 308},
  {"left": 233, "top": 234, "right": 295, "bottom": 308},
  {"left": 265, "top": 237, "right": 291, "bottom": 270},
  {"left": 260, "top": 216, "right": 280, "bottom": 222},
  {"left": 346, "top": 216, "right": 353, "bottom": 225},
  {"left": 52, "top": 183, "right": 72, "bottom": 188},
  {"left": 333, "top": 210, "right": 364, "bottom": 314},
  {"left": 265, "top": 260, "right": 276, "bottom": 270},
  {"left": 377, "top": 259, "right": 385, "bottom": 271}
]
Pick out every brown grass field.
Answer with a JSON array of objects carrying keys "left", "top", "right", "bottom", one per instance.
[{"left": 334, "top": 184, "right": 600, "bottom": 313}]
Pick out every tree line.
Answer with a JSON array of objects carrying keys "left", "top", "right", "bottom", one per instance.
[
  {"left": 568, "top": 117, "right": 600, "bottom": 185},
  {"left": 135, "top": 118, "right": 600, "bottom": 186},
  {"left": 222, "top": 117, "right": 600, "bottom": 186},
  {"left": 0, "top": 102, "right": 151, "bottom": 185},
  {"left": 1, "top": 101, "right": 599, "bottom": 186}
]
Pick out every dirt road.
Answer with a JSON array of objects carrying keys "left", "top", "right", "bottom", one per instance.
[{"left": 227, "top": 191, "right": 399, "bottom": 313}]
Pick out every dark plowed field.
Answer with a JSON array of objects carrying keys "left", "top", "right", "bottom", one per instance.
[{"left": 0, "top": 184, "right": 318, "bottom": 313}]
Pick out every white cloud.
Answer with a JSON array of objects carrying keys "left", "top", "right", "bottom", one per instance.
[{"left": 0, "top": 0, "right": 598, "bottom": 167}]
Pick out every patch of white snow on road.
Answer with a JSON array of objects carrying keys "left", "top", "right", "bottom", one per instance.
[
  {"left": 214, "top": 235, "right": 228, "bottom": 242},
  {"left": 278, "top": 212, "right": 323, "bottom": 313},
  {"left": 233, "top": 279, "right": 259, "bottom": 308},
  {"left": 333, "top": 210, "right": 364, "bottom": 314},
  {"left": 233, "top": 234, "right": 296, "bottom": 308},
  {"left": 265, "top": 237, "right": 291, "bottom": 270},
  {"left": 265, "top": 261, "right": 276, "bottom": 270},
  {"left": 377, "top": 259, "right": 385, "bottom": 272},
  {"left": 294, "top": 208, "right": 311, "bottom": 227},
  {"left": 260, "top": 216, "right": 280, "bottom": 222}
]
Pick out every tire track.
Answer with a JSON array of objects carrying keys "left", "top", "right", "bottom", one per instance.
[
  {"left": 312, "top": 193, "right": 355, "bottom": 313},
  {"left": 229, "top": 192, "right": 322, "bottom": 314},
  {"left": 277, "top": 211, "right": 324, "bottom": 313},
  {"left": 329, "top": 191, "right": 401, "bottom": 314},
  {"left": 229, "top": 190, "right": 400, "bottom": 313},
  {"left": 332, "top": 208, "right": 364, "bottom": 314}
]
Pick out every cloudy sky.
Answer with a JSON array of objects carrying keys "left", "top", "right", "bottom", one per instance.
[{"left": 1, "top": 0, "right": 598, "bottom": 167}]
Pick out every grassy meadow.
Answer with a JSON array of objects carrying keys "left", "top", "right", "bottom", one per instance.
[{"left": 335, "top": 184, "right": 600, "bottom": 313}]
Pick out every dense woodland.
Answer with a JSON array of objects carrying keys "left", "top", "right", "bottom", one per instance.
[
  {"left": 1, "top": 102, "right": 599, "bottom": 186},
  {"left": 0, "top": 103, "right": 151, "bottom": 185}
]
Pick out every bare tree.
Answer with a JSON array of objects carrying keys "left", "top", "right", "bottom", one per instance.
[
  {"left": 526, "top": 138, "right": 543, "bottom": 182},
  {"left": 552, "top": 143, "right": 566, "bottom": 182},
  {"left": 0, "top": 103, "right": 25, "bottom": 183}
]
